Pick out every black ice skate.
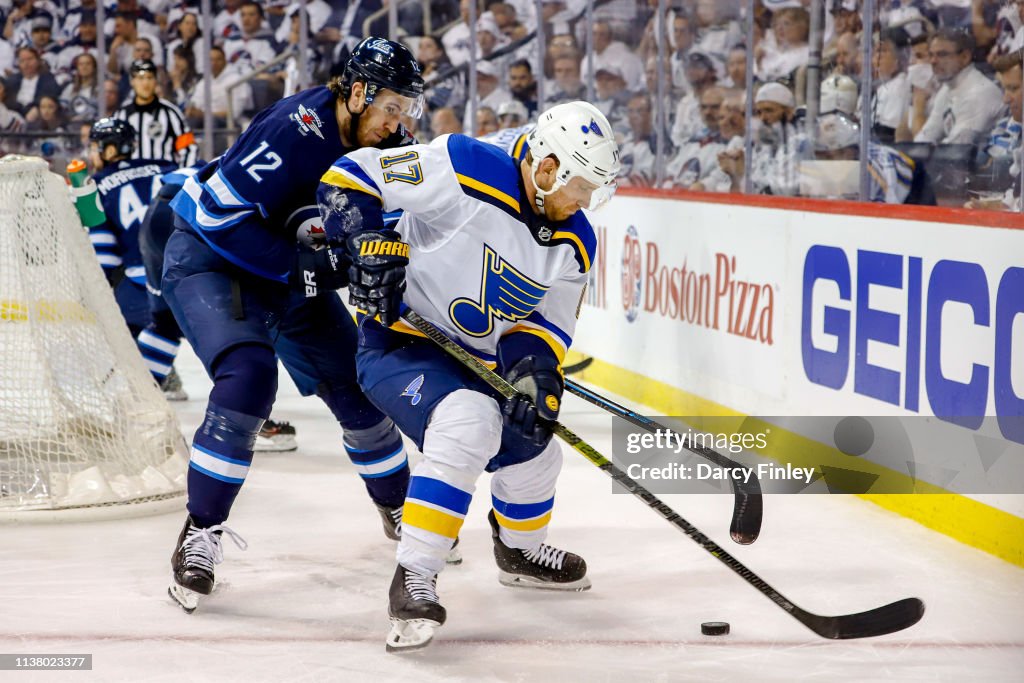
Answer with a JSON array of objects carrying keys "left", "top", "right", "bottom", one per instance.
[
  {"left": 160, "top": 366, "right": 187, "bottom": 401},
  {"left": 254, "top": 418, "right": 297, "bottom": 452},
  {"left": 489, "top": 510, "right": 591, "bottom": 591},
  {"left": 376, "top": 503, "right": 463, "bottom": 564},
  {"left": 386, "top": 564, "right": 446, "bottom": 652},
  {"left": 168, "top": 516, "right": 247, "bottom": 613}
]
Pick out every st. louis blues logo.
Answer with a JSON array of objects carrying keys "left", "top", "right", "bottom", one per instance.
[
  {"left": 581, "top": 118, "right": 604, "bottom": 137},
  {"left": 449, "top": 246, "right": 548, "bottom": 337},
  {"left": 401, "top": 374, "right": 424, "bottom": 406}
]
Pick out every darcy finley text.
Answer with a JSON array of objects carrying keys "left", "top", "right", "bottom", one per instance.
[{"left": 626, "top": 462, "right": 816, "bottom": 485}]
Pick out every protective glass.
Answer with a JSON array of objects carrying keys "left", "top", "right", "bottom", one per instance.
[
  {"left": 563, "top": 175, "right": 618, "bottom": 212},
  {"left": 368, "top": 90, "right": 425, "bottom": 119}
]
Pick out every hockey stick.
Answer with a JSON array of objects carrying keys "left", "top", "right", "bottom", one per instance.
[
  {"left": 561, "top": 356, "right": 594, "bottom": 375},
  {"left": 401, "top": 310, "right": 925, "bottom": 639},
  {"left": 563, "top": 379, "right": 763, "bottom": 545}
]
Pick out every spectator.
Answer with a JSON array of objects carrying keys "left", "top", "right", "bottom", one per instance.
[
  {"left": 907, "top": 32, "right": 939, "bottom": 136},
  {"left": 750, "top": 81, "right": 808, "bottom": 195},
  {"left": 507, "top": 58, "right": 537, "bottom": 117},
  {"left": 165, "top": 11, "right": 203, "bottom": 72},
  {"left": 696, "top": 89, "right": 747, "bottom": 193},
  {"left": 60, "top": 52, "right": 100, "bottom": 123},
  {"left": 55, "top": 11, "right": 98, "bottom": 87},
  {"left": 103, "top": 77, "right": 122, "bottom": 114},
  {"left": 418, "top": 35, "right": 464, "bottom": 113},
  {"left": 185, "top": 46, "right": 253, "bottom": 133},
  {"left": 821, "top": 73, "right": 858, "bottom": 116},
  {"left": 496, "top": 99, "right": 528, "bottom": 128},
  {"left": 914, "top": 28, "right": 1004, "bottom": 143},
  {"left": 834, "top": 31, "right": 862, "bottom": 81},
  {"left": 671, "top": 50, "right": 718, "bottom": 147},
  {"left": 644, "top": 54, "right": 675, "bottom": 121},
  {"left": 463, "top": 60, "right": 512, "bottom": 131},
  {"left": 24, "top": 92, "right": 65, "bottom": 131},
  {"left": 593, "top": 63, "right": 631, "bottom": 135},
  {"left": 442, "top": 0, "right": 475, "bottom": 68},
  {"left": 813, "top": 111, "right": 923, "bottom": 204},
  {"left": 5, "top": 46, "right": 60, "bottom": 115},
  {"left": 430, "top": 106, "right": 463, "bottom": 136},
  {"left": 0, "top": 35, "right": 12, "bottom": 78},
  {"left": 581, "top": 19, "right": 644, "bottom": 91},
  {"left": 167, "top": 45, "right": 199, "bottom": 113},
  {"left": 756, "top": 6, "right": 810, "bottom": 83},
  {"left": 986, "top": 0, "right": 1023, "bottom": 61},
  {"left": 669, "top": 11, "right": 696, "bottom": 95},
  {"left": 223, "top": 1, "right": 278, "bottom": 73},
  {"left": 214, "top": 0, "right": 245, "bottom": 42},
  {"left": 664, "top": 85, "right": 726, "bottom": 188},
  {"left": 475, "top": 104, "right": 499, "bottom": 136},
  {"left": 693, "top": 0, "right": 743, "bottom": 75},
  {"left": 3, "top": 0, "right": 60, "bottom": 48},
  {"left": 274, "top": 1, "right": 332, "bottom": 45},
  {"left": 0, "top": 77, "right": 27, "bottom": 140},
  {"left": 873, "top": 27, "right": 913, "bottom": 143},
  {"left": 103, "top": 0, "right": 160, "bottom": 41},
  {"left": 619, "top": 92, "right": 663, "bottom": 186},
  {"left": 60, "top": 0, "right": 98, "bottom": 43},
  {"left": 968, "top": 50, "right": 1023, "bottom": 210},
  {"left": 108, "top": 11, "right": 163, "bottom": 79},
  {"left": 543, "top": 32, "right": 578, "bottom": 80},
  {"left": 725, "top": 44, "right": 747, "bottom": 89},
  {"left": 548, "top": 53, "right": 584, "bottom": 103},
  {"left": 27, "top": 16, "right": 58, "bottom": 74}
]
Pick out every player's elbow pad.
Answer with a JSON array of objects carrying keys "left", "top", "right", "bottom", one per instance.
[{"left": 290, "top": 246, "right": 350, "bottom": 298}]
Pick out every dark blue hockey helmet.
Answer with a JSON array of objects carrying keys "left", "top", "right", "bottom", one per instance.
[
  {"left": 89, "top": 117, "right": 135, "bottom": 157},
  {"left": 342, "top": 37, "right": 425, "bottom": 117}
]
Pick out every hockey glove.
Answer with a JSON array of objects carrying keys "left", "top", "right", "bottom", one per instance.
[
  {"left": 501, "top": 355, "right": 564, "bottom": 445},
  {"left": 346, "top": 230, "right": 410, "bottom": 327},
  {"left": 289, "top": 245, "right": 350, "bottom": 298}
]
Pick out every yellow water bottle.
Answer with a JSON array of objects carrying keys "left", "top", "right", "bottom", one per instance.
[{"left": 67, "top": 159, "right": 107, "bottom": 229}]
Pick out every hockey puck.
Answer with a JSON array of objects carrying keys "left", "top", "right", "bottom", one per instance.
[{"left": 701, "top": 621, "right": 730, "bottom": 636}]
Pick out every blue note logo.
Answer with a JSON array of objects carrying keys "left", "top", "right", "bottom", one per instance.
[
  {"left": 449, "top": 245, "right": 549, "bottom": 337},
  {"left": 401, "top": 374, "right": 424, "bottom": 406}
]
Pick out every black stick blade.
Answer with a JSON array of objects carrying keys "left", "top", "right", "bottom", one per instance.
[
  {"left": 800, "top": 598, "right": 926, "bottom": 639},
  {"left": 729, "top": 476, "right": 763, "bottom": 545}
]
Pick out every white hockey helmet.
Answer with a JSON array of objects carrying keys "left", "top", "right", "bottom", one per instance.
[
  {"left": 820, "top": 74, "right": 859, "bottom": 116},
  {"left": 526, "top": 101, "right": 621, "bottom": 211},
  {"left": 816, "top": 112, "right": 860, "bottom": 151}
]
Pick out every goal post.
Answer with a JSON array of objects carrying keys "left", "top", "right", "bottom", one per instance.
[{"left": 0, "top": 155, "right": 187, "bottom": 520}]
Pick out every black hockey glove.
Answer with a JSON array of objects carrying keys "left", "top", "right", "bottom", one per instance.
[
  {"left": 345, "top": 230, "right": 410, "bottom": 327},
  {"left": 289, "top": 245, "right": 350, "bottom": 298},
  {"left": 501, "top": 355, "right": 564, "bottom": 446}
]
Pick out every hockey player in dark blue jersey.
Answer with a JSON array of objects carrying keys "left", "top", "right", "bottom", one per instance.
[
  {"left": 83, "top": 117, "right": 178, "bottom": 344},
  {"left": 163, "top": 37, "right": 430, "bottom": 613}
]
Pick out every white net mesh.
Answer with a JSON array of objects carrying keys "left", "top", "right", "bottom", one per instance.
[{"left": 0, "top": 155, "right": 187, "bottom": 518}]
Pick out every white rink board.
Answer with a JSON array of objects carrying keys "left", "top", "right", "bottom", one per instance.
[{"left": 576, "top": 196, "right": 1024, "bottom": 511}]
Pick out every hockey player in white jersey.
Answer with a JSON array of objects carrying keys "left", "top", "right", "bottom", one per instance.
[{"left": 316, "top": 101, "right": 620, "bottom": 651}]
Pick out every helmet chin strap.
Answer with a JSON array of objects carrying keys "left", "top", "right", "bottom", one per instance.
[{"left": 344, "top": 89, "right": 369, "bottom": 148}]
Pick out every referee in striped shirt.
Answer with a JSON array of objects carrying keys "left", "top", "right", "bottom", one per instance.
[{"left": 113, "top": 59, "right": 198, "bottom": 166}]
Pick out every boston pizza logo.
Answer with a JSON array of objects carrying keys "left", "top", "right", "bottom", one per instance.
[{"left": 621, "top": 225, "right": 642, "bottom": 323}]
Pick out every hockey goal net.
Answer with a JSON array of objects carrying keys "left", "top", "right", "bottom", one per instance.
[{"left": 0, "top": 155, "right": 187, "bottom": 520}]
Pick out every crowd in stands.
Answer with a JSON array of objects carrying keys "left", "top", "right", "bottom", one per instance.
[{"left": 1, "top": 0, "right": 1021, "bottom": 210}]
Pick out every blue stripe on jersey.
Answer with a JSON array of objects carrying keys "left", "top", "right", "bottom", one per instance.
[
  {"left": 335, "top": 157, "right": 382, "bottom": 196},
  {"left": 525, "top": 310, "right": 572, "bottom": 348},
  {"left": 491, "top": 494, "right": 554, "bottom": 521},
  {"left": 550, "top": 212, "right": 596, "bottom": 275},
  {"left": 447, "top": 134, "right": 522, "bottom": 217},
  {"left": 407, "top": 476, "right": 473, "bottom": 516}
]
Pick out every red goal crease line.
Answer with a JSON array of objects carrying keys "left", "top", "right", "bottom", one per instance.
[{"left": 0, "top": 300, "right": 95, "bottom": 324}]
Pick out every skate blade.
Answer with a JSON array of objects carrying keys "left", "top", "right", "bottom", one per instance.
[
  {"left": 385, "top": 617, "right": 442, "bottom": 653},
  {"left": 445, "top": 545, "right": 463, "bottom": 566},
  {"left": 168, "top": 584, "right": 202, "bottom": 613},
  {"left": 162, "top": 389, "right": 188, "bottom": 401},
  {"left": 254, "top": 435, "right": 298, "bottom": 452},
  {"left": 498, "top": 570, "right": 592, "bottom": 592}
]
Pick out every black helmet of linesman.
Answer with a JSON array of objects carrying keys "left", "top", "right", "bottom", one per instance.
[
  {"left": 89, "top": 117, "right": 135, "bottom": 158},
  {"left": 342, "top": 37, "right": 425, "bottom": 119}
]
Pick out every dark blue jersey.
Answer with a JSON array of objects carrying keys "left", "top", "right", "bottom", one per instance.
[
  {"left": 169, "top": 85, "right": 414, "bottom": 282},
  {"left": 92, "top": 158, "right": 178, "bottom": 285}
]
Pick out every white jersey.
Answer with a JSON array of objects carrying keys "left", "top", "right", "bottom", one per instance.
[
  {"left": 321, "top": 133, "right": 594, "bottom": 366},
  {"left": 478, "top": 124, "right": 535, "bottom": 161}
]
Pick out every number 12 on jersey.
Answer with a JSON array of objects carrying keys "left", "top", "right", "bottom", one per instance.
[{"left": 239, "top": 140, "right": 283, "bottom": 183}]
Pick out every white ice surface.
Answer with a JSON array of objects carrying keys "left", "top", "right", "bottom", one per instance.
[{"left": 2, "top": 344, "right": 1023, "bottom": 682}]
